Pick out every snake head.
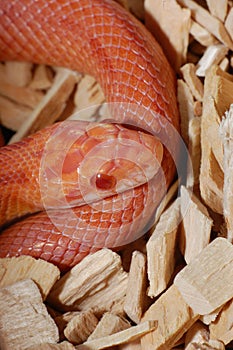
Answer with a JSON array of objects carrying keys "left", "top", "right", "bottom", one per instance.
[{"left": 40, "top": 121, "right": 163, "bottom": 209}]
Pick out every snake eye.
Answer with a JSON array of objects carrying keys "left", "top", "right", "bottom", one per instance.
[{"left": 95, "top": 173, "right": 117, "bottom": 190}]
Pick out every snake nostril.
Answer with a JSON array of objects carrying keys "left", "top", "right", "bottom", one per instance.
[{"left": 95, "top": 173, "right": 117, "bottom": 191}]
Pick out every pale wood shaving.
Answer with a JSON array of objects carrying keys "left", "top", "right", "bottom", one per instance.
[
  {"left": 124, "top": 251, "right": 149, "bottom": 323},
  {"left": 196, "top": 44, "right": 229, "bottom": 77},
  {"left": 141, "top": 285, "right": 199, "bottom": 350},
  {"left": 0, "top": 279, "right": 59, "bottom": 349},
  {"left": 210, "top": 298, "right": 233, "bottom": 345},
  {"left": 200, "top": 307, "right": 223, "bottom": 326},
  {"left": 88, "top": 312, "right": 130, "bottom": 340},
  {"left": 174, "top": 238, "right": 233, "bottom": 315},
  {"left": 193, "top": 100, "right": 202, "bottom": 117},
  {"left": 225, "top": 7, "right": 233, "bottom": 40},
  {"left": 185, "top": 321, "right": 211, "bottom": 347},
  {"left": 220, "top": 104, "right": 233, "bottom": 242},
  {"left": 147, "top": 198, "right": 180, "bottom": 298},
  {"left": 54, "top": 311, "right": 80, "bottom": 340},
  {"left": 177, "top": 79, "right": 195, "bottom": 145},
  {"left": 180, "top": 186, "right": 212, "bottom": 263},
  {"left": 185, "top": 340, "right": 225, "bottom": 349},
  {"left": 206, "top": 0, "right": 228, "bottom": 22},
  {"left": 76, "top": 321, "right": 157, "bottom": 350},
  {"left": 4, "top": 61, "right": 33, "bottom": 87},
  {"left": 9, "top": 68, "right": 78, "bottom": 144},
  {"left": 28, "top": 341, "right": 75, "bottom": 350},
  {"left": 118, "top": 339, "right": 142, "bottom": 349},
  {"left": 0, "top": 255, "right": 60, "bottom": 300},
  {"left": 64, "top": 310, "right": 99, "bottom": 345},
  {"left": 145, "top": 0, "right": 191, "bottom": 71},
  {"left": 48, "top": 249, "right": 128, "bottom": 315},
  {"left": 180, "top": 63, "right": 204, "bottom": 101},
  {"left": 186, "top": 116, "right": 201, "bottom": 189},
  {"left": 0, "top": 95, "right": 32, "bottom": 131},
  {"left": 190, "top": 20, "right": 219, "bottom": 46},
  {"left": 177, "top": 0, "right": 233, "bottom": 50},
  {"left": 29, "top": 64, "right": 53, "bottom": 90},
  {"left": 219, "top": 57, "right": 230, "bottom": 71}
]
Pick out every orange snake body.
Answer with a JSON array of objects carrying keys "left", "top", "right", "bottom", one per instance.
[{"left": 0, "top": 0, "right": 179, "bottom": 271}]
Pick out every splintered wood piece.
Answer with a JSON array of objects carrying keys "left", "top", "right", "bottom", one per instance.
[
  {"left": 54, "top": 311, "right": 80, "bottom": 339},
  {"left": 88, "top": 312, "right": 130, "bottom": 340},
  {"left": 185, "top": 340, "right": 225, "bottom": 349},
  {"left": 118, "top": 339, "right": 142, "bottom": 349},
  {"left": 196, "top": 44, "right": 229, "bottom": 77},
  {"left": 124, "top": 251, "right": 149, "bottom": 323},
  {"left": 180, "top": 63, "right": 204, "bottom": 101},
  {"left": 219, "top": 57, "right": 230, "bottom": 71},
  {"left": 0, "top": 80, "right": 44, "bottom": 108},
  {"left": 4, "top": 61, "right": 33, "bottom": 87},
  {"left": 220, "top": 104, "right": 233, "bottom": 242},
  {"left": 28, "top": 342, "right": 75, "bottom": 350},
  {"left": 73, "top": 74, "right": 105, "bottom": 119},
  {"left": 0, "top": 279, "right": 59, "bottom": 349},
  {"left": 64, "top": 310, "right": 99, "bottom": 345},
  {"left": 186, "top": 116, "right": 201, "bottom": 189},
  {"left": 190, "top": 20, "right": 218, "bottom": 47},
  {"left": 147, "top": 198, "right": 180, "bottom": 298},
  {"left": 177, "top": 0, "right": 233, "bottom": 50},
  {"left": 209, "top": 298, "right": 233, "bottom": 345},
  {"left": 48, "top": 249, "right": 128, "bottom": 315},
  {"left": 141, "top": 285, "right": 199, "bottom": 350},
  {"left": 177, "top": 79, "right": 194, "bottom": 145},
  {"left": 29, "top": 64, "right": 53, "bottom": 90},
  {"left": 76, "top": 321, "right": 157, "bottom": 350},
  {"left": 225, "top": 7, "right": 233, "bottom": 41},
  {"left": 174, "top": 238, "right": 233, "bottom": 315},
  {"left": 180, "top": 186, "right": 212, "bottom": 263},
  {"left": 9, "top": 68, "right": 77, "bottom": 143},
  {"left": 0, "top": 256, "right": 60, "bottom": 300},
  {"left": 206, "top": 0, "right": 228, "bottom": 21},
  {"left": 200, "top": 65, "right": 233, "bottom": 214},
  {"left": 145, "top": 0, "right": 191, "bottom": 71},
  {"left": 0, "top": 95, "right": 31, "bottom": 131},
  {"left": 184, "top": 320, "right": 224, "bottom": 348}
]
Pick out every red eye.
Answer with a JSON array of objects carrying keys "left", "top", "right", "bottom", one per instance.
[{"left": 95, "top": 173, "right": 116, "bottom": 190}]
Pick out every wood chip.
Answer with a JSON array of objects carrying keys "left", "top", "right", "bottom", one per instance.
[
  {"left": 177, "top": 79, "right": 195, "bottom": 145},
  {"left": 180, "top": 63, "right": 204, "bottom": 100},
  {"left": 48, "top": 249, "right": 128, "bottom": 315},
  {"left": 76, "top": 321, "right": 157, "bottom": 350},
  {"left": 186, "top": 116, "right": 201, "bottom": 189},
  {"left": 206, "top": 0, "right": 228, "bottom": 21},
  {"left": 196, "top": 44, "right": 229, "bottom": 77},
  {"left": 29, "top": 64, "right": 53, "bottom": 90},
  {"left": 147, "top": 198, "right": 180, "bottom": 298},
  {"left": 64, "top": 310, "right": 99, "bottom": 345},
  {"left": 88, "top": 312, "right": 130, "bottom": 340},
  {"left": 190, "top": 20, "right": 218, "bottom": 47},
  {"left": 0, "top": 255, "right": 60, "bottom": 300},
  {"left": 220, "top": 104, "right": 233, "bottom": 242},
  {"left": 180, "top": 186, "right": 212, "bottom": 263},
  {"left": 0, "top": 95, "right": 31, "bottom": 131},
  {"left": 28, "top": 341, "right": 75, "bottom": 350},
  {"left": 210, "top": 298, "right": 233, "bottom": 345},
  {"left": 145, "top": 0, "right": 191, "bottom": 71},
  {"left": 177, "top": 0, "right": 233, "bottom": 50},
  {"left": 9, "top": 68, "right": 78, "bottom": 143},
  {"left": 185, "top": 321, "right": 210, "bottom": 347},
  {"left": 124, "top": 251, "right": 149, "bottom": 323},
  {"left": 174, "top": 238, "right": 233, "bottom": 315},
  {"left": 118, "top": 339, "right": 142, "bottom": 350},
  {"left": 4, "top": 61, "right": 33, "bottom": 87},
  {"left": 225, "top": 7, "right": 233, "bottom": 41},
  {"left": 141, "top": 285, "right": 199, "bottom": 350},
  {"left": 0, "top": 279, "right": 59, "bottom": 349}
]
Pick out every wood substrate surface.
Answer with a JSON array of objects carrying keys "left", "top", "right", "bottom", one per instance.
[{"left": 0, "top": 0, "right": 233, "bottom": 349}]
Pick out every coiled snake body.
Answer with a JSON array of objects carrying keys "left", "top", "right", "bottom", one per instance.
[{"left": 0, "top": 0, "right": 179, "bottom": 271}]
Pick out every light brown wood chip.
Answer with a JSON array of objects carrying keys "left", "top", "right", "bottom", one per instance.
[
  {"left": 0, "top": 256, "right": 60, "bottom": 300},
  {"left": 174, "top": 238, "right": 233, "bottom": 315},
  {"left": 88, "top": 312, "right": 130, "bottom": 340},
  {"left": 190, "top": 20, "right": 218, "bottom": 47},
  {"left": 147, "top": 198, "right": 180, "bottom": 298},
  {"left": 210, "top": 298, "right": 233, "bottom": 345},
  {"left": 4, "top": 61, "right": 33, "bottom": 87},
  {"left": 186, "top": 116, "right": 201, "bottom": 189},
  {"left": 196, "top": 44, "right": 229, "bottom": 77},
  {"left": 220, "top": 104, "right": 233, "bottom": 242},
  {"left": 29, "top": 64, "right": 53, "bottom": 90},
  {"left": 225, "top": 7, "right": 233, "bottom": 41},
  {"left": 180, "top": 186, "right": 212, "bottom": 263},
  {"left": 180, "top": 63, "right": 204, "bottom": 100},
  {"left": 28, "top": 341, "right": 75, "bottom": 350},
  {"left": 0, "top": 279, "right": 59, "bottom": 350},
  {"left": 145, "top": 0, "right": 191, "bottom": 71},
  {"left": 206, "top": 0, "right": 228, "bottom": 21},
  {"left": 64, "top": 310, "right": 99, "bottom": 345},
  {"left": 48, "top": 249, "right": 128, "bottom": 315},
  {"left": 141, "top": 285, "right": 199, "bottom": 350},
  {"left": 76, "top": 321, "right": 157, "bottom": 350},
  {"left": 124, "top": 251, "right": 149, "bottom": 323}
]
